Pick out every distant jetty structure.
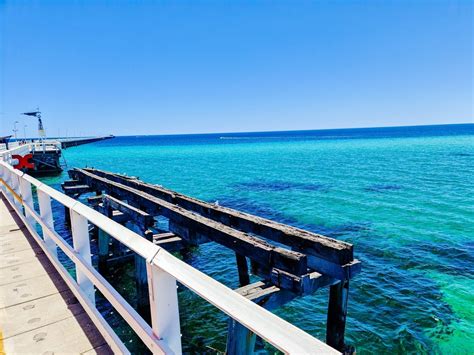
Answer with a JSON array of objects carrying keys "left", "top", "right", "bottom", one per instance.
[
  {"left": 0, "top": 135, "right": 114, "bottom": 176},
  {"left": 60, "top": 135, "right": 115, "bottom": 148}
]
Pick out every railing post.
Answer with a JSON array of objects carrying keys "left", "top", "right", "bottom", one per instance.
[
  {"left": 37, "top": 189, "right": 58, "bottom": 259},
  {"left": 70, "top": 209, "right": 95, "bottom": 303},
  {"left": 0, "top": 165, "right": 6, "bottom": 194},
  {"left": 146, "top": 262, "right": 182, "bottom": 354},
  {"left": 9, "top": 170, "right": 22, "bottom": 211},
  {"left": 19, "top": 178, "right": 35, "bottom": 228},
  {"left": 4, "top": 169, "right": 12, "bottom": 199}
]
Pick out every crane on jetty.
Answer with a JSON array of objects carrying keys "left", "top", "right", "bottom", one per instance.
[{"left": 22, "top": 109, "right": 46, "bottom": 143}]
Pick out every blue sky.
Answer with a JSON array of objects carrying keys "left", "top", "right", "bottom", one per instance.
[{"left": 1, "top": 1, "right": 472, "bottom": 136}]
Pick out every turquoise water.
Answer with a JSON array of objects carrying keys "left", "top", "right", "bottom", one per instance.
[{"left": 42, "top": 125, "right": 474, "bottom": 353}]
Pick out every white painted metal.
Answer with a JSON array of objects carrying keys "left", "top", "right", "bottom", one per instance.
[
  {"left": 9, "top": 169, "right": 22, "bottom": 210},
  {"left": 19, "top": 177, "right": 35, "bottom": 227},
  {"left": 147, "top": 260, "right": 182, "bottom": 355},
  {"left": 0, "top": 160, "right": 340, "bottom": 355},
  {"left": 38, "top": 189, "right": 59, "bottom": 259},
  {"left": 70, "top": 209, "right": 95, "bottom": 304}
]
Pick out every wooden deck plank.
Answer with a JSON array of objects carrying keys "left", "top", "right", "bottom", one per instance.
[
  {"left": 0, "top": 313, "right": 107, "bottom": 354},
  {"left": 0, "top": 273, "right": 69, "bottom": 309},
  {"left": 0, "top": 290, "right": 84, "bottom": 339},
  {"left": 0, "top": 248, "right": 45, "bottom": 269},
  {"left": 0, "top": 225, "right": 21, "bottom": 236},
  {"left": 0, "top": 257, "right": 51, "bottom": 286},
  {"left": 0, "top": 233, "right": 43, "bottom": 255}
]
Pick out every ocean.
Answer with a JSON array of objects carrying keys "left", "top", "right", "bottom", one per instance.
[{"left": 40, "top": 124, "right": 474, "bottom": 354}]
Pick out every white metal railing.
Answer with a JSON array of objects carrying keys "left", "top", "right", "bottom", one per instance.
[
  {"left": 0, "top": 160, "right": 339, "bottom": 354},
  {"left": 0, "top": 142, "right": 30, "bottom": 164},
  {"left": 0, "top": 140, "right": 62, "bottom": 165}
]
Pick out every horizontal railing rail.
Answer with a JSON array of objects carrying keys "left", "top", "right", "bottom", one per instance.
[
  {"left": 1, "top": 142, "right": 31, "bottom": 164},
  {"left": 0, "top": 160, "right": 339, "bottom": 354}
]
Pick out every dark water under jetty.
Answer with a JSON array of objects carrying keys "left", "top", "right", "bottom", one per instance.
[{"left": 41, "top": 124, "right": 474, "bottom": 353}]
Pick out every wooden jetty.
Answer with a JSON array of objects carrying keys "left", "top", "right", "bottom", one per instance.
[
  {"left": 0, "top": 159, "right": 341, "bottom": 354},
  {"left": 0, "top": 195, "right": 112, "bottom": 354},
  {"left": 63, "top": 168, "right": 361, "bottom": 353}
]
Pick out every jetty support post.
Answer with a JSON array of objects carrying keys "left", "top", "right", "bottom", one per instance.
[
  {"left": 98, "top": 204, "right": 112, "bottom": 274},
  {"left": 326, "top": 280, "right": 349, "bottom": 351},
  {"left": 226, "top": 282, "right": 294, "bottom": 355},
  {"left": 227, "top": 320, "right": 257, "bottom": 355},
  {"left": 235, "top": 253, "right": 250, "bottom": 287},
  {"left": 226, "top": 254, "right": 254, "bottom": 354},
  {"left": 133, "top": 226, "right": 154, "bottom": 317}
]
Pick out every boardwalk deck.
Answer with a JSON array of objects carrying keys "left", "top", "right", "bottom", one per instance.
[{"left": 0, "top": 196, "right": 112, "bottom": 355}]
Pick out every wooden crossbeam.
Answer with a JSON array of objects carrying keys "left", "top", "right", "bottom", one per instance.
[
  {"left": 80, "top": 168, "right": 353, "bottom": 265},
  {"left": 153, "top": 232, "right": 184, "bottom": 252},
  {"left": 61, "top": 184, "right": 92, "bottom": 196},
  {"left": 236, "top": 281, "right": 293, "bottom": 310},
  {"left": 227, "top": 282, "right": 296, "bottom": 354},
  {"left": 70, "top": 168, "right": 308, "bottom": 276},
  {"left": 87, "top": 195, "right": 103, "bottom": 206},
  {"left": 103, "top": 195, "right": 155, "bottom": 228},
  {"left": 62, "top": 179, "right": 81, "bottom": 186}
]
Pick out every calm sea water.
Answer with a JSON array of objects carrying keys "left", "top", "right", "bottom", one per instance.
[{"left": 41, "top": 124, "right": 474, "bottom": 354}]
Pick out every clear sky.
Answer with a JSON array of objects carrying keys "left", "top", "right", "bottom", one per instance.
[{"left": 0, "top": 1, "right": 472, "bottom": 137}]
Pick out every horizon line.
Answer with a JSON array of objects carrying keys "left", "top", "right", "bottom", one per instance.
[{"left": 111, "top": 121, "right": 473, "bottom": 138}]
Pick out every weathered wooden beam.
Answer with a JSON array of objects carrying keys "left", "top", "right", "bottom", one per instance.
[
  {"left": 103, "top": 194, "right": 155, "bottom": 229},
  {"left": 153, "top": 232, "right": 175, "bottom": 239},
  {"left": 153, "top": 232, "right": 184, "bottom": 252},
  {"left": 62, "top": 184, "right": 93, "bottom": 196},
  {"left": 62, "top": 179, "right": 81, "bottom": 186},
  {"left": 106, "top": 253, "right": 134, "bottom": 266},
  {"left": 111, "top": 209, "right": 129, "bottom": 224},
  {"left": 70, "top": 168, "right": 308, "bottom": 276},
  {"left": 249, "top": 259, "right": 335, "bottom": 294},
  {"left": 80, "top": 168, "right": 354, "bottom": 265},
  {"left": 270, "top": 268, "right": 336, "bottom": 295},
  {"left": 168, "top": 219, "right": 208, "bottom": 245},
  {"left": 226, "top": 282, "right": 295, "bottom": 355},
  {"left": 326, "top": 280, "right": 349, "bottom": 351},
  {"left": 87, "top": 195, "right": 104, "bottom": 206},
  {"left": 305, "top": 255, "right": 362, "bottom": 281}
]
